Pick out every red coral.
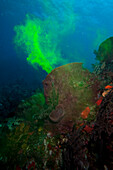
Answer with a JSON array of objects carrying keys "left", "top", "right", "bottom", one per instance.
[
  {"left": 96, "top": 96, "right": 103, "bottom": 106},
  {"left": 27, "top": 161, "right": 35, "bottom": 170},
  {"left": 83, "top": 125, "right": 93, "bottom": 133}
]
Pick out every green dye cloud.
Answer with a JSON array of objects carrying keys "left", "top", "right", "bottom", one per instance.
[
  {"left": 14, "top": 16, "right": 58, "bottom": 73},
  {"left": 14, "top": 0, "right": 77, "bottom": 73}
]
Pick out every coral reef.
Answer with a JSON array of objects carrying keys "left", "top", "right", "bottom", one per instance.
[
  {"left": 62, "top": 89, "right": 113, "bottom": 170},
  {"left": 1, "top": 35, "right": 113, "bottom": 169}
]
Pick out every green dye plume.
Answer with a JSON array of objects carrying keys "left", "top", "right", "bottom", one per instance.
[
  {"left": 14, "top": 1, "right": 77, "bottom": 73},
  {"left": 14, "top": 16, "right": 59, "bottom": 73}
]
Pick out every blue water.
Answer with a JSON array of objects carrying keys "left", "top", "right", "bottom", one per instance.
[{"left": 1, "top": 0, "right": 113, "bottom": 117}]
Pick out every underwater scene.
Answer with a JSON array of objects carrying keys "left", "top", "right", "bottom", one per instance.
[{"left": 0, "top": 0, "right": 113, "bottom": 169}]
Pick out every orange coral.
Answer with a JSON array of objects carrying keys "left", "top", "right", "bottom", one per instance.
[
  {"left": 102, "top": 89, "right": 111, "bottom": 97},
  {"left": 105, "top": 85, "right": 113, "bottom": 89},
  {"left": 81, "top": 107, "right": 90, "bottom": 119}
]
